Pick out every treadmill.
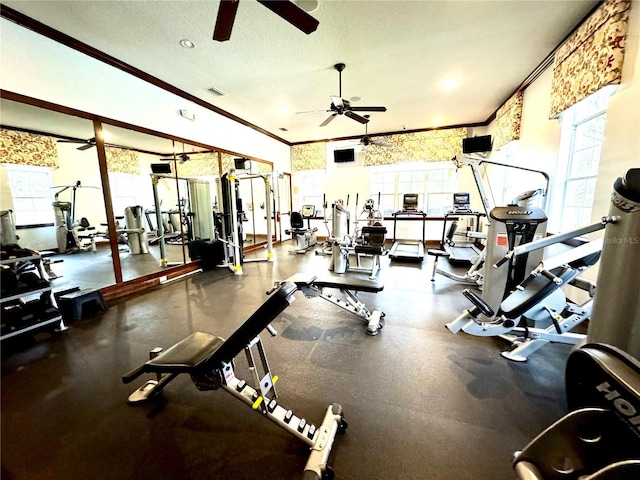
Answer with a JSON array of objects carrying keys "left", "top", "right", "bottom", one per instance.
[
  {"left": 440, "top": 192, "right": 485, "bottom": 265},
  {"left": 388, "top": 193, "right": 426, "bottom": 262}
]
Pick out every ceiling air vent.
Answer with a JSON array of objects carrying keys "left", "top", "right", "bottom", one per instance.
[{"left": 206, "top": 86, "right": 227, "bottom": 97}]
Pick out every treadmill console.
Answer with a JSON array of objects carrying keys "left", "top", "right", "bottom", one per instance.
[
  {"left": 452, "top": 192, "right": 471, "bottom": 212},
  {"left": 402, "top": 194, "right": 419, "bottom": 212}
]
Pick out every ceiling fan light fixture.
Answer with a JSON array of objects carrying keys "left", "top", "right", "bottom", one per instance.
[
  {"left": 179, "top": 39, "right": 196, "bottom": 49},
  {"left": 294, "top": 0, "right": 319, "bottom": 13}
]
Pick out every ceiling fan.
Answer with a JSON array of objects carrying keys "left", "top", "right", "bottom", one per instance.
[
  {"left": 160, "top": 153, "right": 190, "bottom": 164},
  {"left": 213, "top": 0, "right": 319, "bottom": 42},
  {"left": 297, "top": 63, "right": 387, "bottom": 127},
  {"left": 57, "top": 137, "right": 96, "bottom": 151},
  {"left": 357, "top": 115, "right": 392, "bottom": 149}
]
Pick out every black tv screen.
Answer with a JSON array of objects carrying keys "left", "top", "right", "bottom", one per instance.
[
  {"left": 234, "top": 157, "right": 250, "bottom": 170},
  {"left": 334, "top": 148, "right": 355, "bottom": 163},
  {"left": 151, "top": 163, "right": 172, "bottom": 174},
  {"left": 463, "top": 135, "right": 492, "bottom": 154}
]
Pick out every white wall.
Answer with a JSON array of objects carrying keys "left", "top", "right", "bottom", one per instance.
[{"left": 0, "top": 18, "right": 292, "bottom": 173}]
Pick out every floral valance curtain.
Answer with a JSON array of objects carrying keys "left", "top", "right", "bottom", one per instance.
[
  {"left": 362, "top": 128, "right": 466, "bottom": 166},
  {"left": 0, "top": 128, "right": 59, "bottom": 168},
  {"left": 175, "top": 152, "right": 219, "bottom": 177},
  {"left": 221, "top": 152, "right": 235, "bottom": 173},
  {"left": 549, "top": 0, "right": 631, "bottom": 119},
  {"left": 106, "top": 147, "right": 139, "bottom": 174},
  {"left": 293, "top": 143, "right": 327, "bottom": 171},
  {"left": 493, "top": 91, "right": 523, "bottom": 150}
]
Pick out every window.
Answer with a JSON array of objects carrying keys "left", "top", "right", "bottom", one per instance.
[
  {"left": 426, "top": 168, "right": 458, "bottom": 216},
  {"left": 551, "top": 87, "right": 613, "bottom": 231},
  {"left": 369, "top": 170, "right": 396, "bottom": 215},
  {"left": 109, "top": 172, "right": 138, "bottom": 218},
  {"left": 369, "top": 162, "right": 458, "bottom": 216},
  {"left": 299, "top": 171, "right": 324, "bottom": 215},
  {"left": 5, "top": 165, "right": 54, "bottom": 226}
]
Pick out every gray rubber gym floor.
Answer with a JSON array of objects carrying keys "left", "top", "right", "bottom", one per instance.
[{"left": 1, "top": 242, "right": 571, "bottom": 480}]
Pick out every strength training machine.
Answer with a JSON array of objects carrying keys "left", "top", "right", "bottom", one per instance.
[
  {"left": 429, "top": 155, "right": 550, "bottom": 286},
  {"left": 446, "top": 224, "right": 607, "bottom": 361},
  {"left": 123, "top": 281, "right": 346, "bottom": 480},
  {"left": 324, "top": 195, "right": 387, "bottom": 279}
]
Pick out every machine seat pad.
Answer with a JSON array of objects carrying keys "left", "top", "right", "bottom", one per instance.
[
  {"left": 500, "top": 266, "right": 579, "bottom": 317},
  {"left": 145, "top": 332, "right": 225, "bottom": 373},
  {"left": 354, "top": 245, "right": 385, "bottom": 255},
  {"left": 314, "top": 276, "right": 383, "bottom": 293}
]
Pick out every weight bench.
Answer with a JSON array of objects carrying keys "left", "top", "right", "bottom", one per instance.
[
  {"left": 284, "top": 273, "right": 385, "bottom": 336},
  {"left": 513, "top": 343, "right": 640, "bottom": 479},
  {"left": 122, "top": 281, "right": 346, "bottom": 480}
]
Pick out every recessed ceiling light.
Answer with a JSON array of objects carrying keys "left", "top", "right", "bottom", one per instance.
[
  {"left": 350, "top": 96, "right": 361, "bottom": 102},
  {"left": 279, "top": 127, "right": 289, "bottom": 131},
  {"left": 179, "top": 39, "right": 196, "bottom": 49}
]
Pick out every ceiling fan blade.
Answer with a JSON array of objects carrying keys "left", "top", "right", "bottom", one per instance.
[
  {"left": 320, "top": 113, "right": 337, "bottom": 127},
  {"left": 344, "top": 111, "right": 369, "bottom": 124},
  {"left": 349, "top": 106, "right": 387, "bottom": 112},
  {"left": 77, "top": 143, "right": 95, "bottom": 151},
  {"left": 256, "top": 0, "right": 319, "bottom": 35},
  {"left": 213, "top": 0, "right": 240, "bottom": 42},
  {"left": 330, "top": 96, "right": 344, "bottom": 109},
  {"left": 296, "top": 109, "right": 332, "bottom": 115}
]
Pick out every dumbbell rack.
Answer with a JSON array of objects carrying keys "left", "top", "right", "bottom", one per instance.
[{"left": 0, "top": 253, "right": 67, "bottom": 341}]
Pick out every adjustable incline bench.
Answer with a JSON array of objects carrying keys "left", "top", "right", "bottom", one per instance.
[
  {"left": 513, "top": 343, "right": 640, "bottom": 479},
  {"left": 122, "top": 281, "right": 347, "bottom": 480},
  {"left": 283, "top": 273, "right": 385, "bottom": 336}
]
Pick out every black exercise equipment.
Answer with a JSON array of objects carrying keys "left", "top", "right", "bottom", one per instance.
[
  {"left": 513, "top": 343, "right": 640, "bottom": 479},
  {"left": 284, "top": 273, "right": 385, "bottom": 335},
  {"left": 123, "top": 281, "right": 346, "bottom": 480}
]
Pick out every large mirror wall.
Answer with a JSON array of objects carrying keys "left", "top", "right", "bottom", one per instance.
[{"left": 0, "top": 97, "right": 279, "bottom": 296}]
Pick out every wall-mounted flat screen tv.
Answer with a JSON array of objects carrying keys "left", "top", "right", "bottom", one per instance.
[
  {"left": 462, "top": 135, "right": 492, "bottom": 154},
  {"left": 151, "top": 163, "right": 172, "bottom": 174},
  {"left": 334, "top": 148, "right": 355, "bottom": 163}
]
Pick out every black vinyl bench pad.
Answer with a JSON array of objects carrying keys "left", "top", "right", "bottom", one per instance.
[{"left": 286, "top": 273, "right": 383, "bottom": 293}]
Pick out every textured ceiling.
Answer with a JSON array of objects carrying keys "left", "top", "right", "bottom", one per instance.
[{"left": 2, "top": 0, "right": 598, "bottom": 144}]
